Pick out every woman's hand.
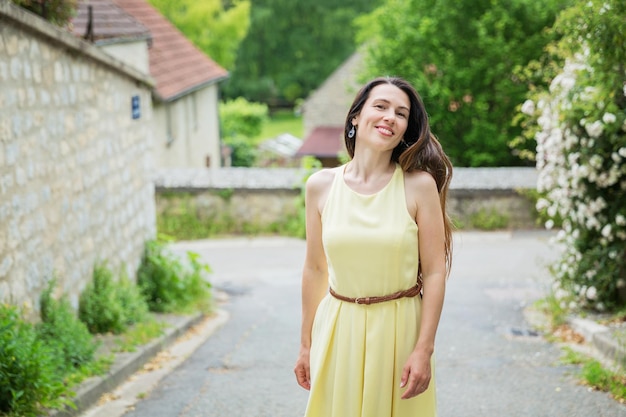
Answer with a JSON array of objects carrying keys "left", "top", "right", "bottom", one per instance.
[
  {"left": 294, "top": 347, "right": 311, "bottom": 390},
  {"left": 399, "top": 348, "right": 432, "bottom": 399}
]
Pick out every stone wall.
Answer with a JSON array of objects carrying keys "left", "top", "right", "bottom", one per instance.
[
  {"left": 0, "top": 3, "right": 156, "bottom": 314},
  {"left": 154, "top": 166, "right": 540, "bottom": 231}
]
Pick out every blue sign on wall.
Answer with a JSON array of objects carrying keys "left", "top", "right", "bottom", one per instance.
[{"left": 132, "top": 95, "right": 140, "bottom": 119}]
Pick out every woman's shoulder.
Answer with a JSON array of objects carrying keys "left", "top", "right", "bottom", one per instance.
[
  {"left": 403, "top": 169, "right": 437, "bottom": 191},
  {"left": 306, "top": 166, "right": 341, "bottom": 192}
]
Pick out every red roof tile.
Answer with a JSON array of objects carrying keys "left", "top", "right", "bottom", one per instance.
[
  {"left": 296, "top": 126, "right": 345, "bottom": 157},
  {"left": 112, "top": 0, "right": 228, "bottom": 101},
  {"left": 71, "top": 0, "right": 150, "bottom": 42}
]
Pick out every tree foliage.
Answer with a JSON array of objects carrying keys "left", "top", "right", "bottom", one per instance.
[
  {"left": 223, "top": 0, "right": 381, "bottom": 105},
  {"left": 357, "top": 0, "right": 568, "bottom": 166},
  {"left": 147, "top": 0, "right": 250, "bottom": 70}
]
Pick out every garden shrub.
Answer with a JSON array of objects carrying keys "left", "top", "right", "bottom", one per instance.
[
  {"left": 37, "top": 280, "right": 97, "bottom": 373},
  {"left": 520, "top": 0, "right": 626, "bottom": 311},
  {"left": 0, "top": 304, "right": 68, "bottom": 417},
  {"left": 10, "top": 0, "right": 78, "bottom": 26},
  {"left": 79, "top": 262, "right": 148, "bottom": 334},
  {"left": 138, "top": 239, "right": 212, "bottom": 313}
]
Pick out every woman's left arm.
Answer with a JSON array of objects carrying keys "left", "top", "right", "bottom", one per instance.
[{"left": 400, "top": 171, "right": 447, "bottom": 399}]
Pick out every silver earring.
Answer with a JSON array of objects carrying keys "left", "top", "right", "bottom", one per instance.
[{"left": 348, "top": 125, "right": 356, "bottom": 138}]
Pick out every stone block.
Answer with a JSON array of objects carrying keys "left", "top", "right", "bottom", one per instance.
[
  {"left": 5, "top": 143, "right": 17, "bottom": 165},
  {"left": 7, "top": 219, "right": 20, "bottom": 249},
  {"left": 0, "top": 61, "right": 8, "bottom": 82},
  {"left": 11, "top": 114, "right": 22, "bottom": 137},
  {"left": 9, "top": 57, "right": 21, "bottom": 80},
  {"left": 29, "top": 39, "right": 39, "bottom": 58},
  {"left": 54, "top": 61, "right": 64, "bottom": 83},
  {"left": 32, "top": 61, "right": 41, "bottom": 83},
  {"left": 5, "top": 35, "right": 18, "bottom": 56},
  {"left": 23, "top": 61, "right": 31, "bottom": 80},
  {"left": 14, "top": 167, "right": 25, "bottom": 186}
]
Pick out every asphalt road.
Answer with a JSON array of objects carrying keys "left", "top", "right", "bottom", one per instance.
[{"left": 120, "top": 231, "right": 626, "bottom": 417}]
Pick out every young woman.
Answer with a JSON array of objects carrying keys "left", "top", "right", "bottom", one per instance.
[{"left": 294, "top": 77, "right": 453, "bottom": 417}]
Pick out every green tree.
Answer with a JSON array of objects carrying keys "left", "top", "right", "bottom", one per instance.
[
  {"left": 223, "top": 0, "right": 381, "bottom": 105},
  {"left": 357, "top": 0, "right": 568, "bottom": 167},
  {"left": 148, "top": 0, "right": 250, "bottom": 70}
]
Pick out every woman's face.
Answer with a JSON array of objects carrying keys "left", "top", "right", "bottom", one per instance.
[{"left": 352, "top": 83, "right": 410, "bottom": 153}]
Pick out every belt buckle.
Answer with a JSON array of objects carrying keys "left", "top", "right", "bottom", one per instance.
[{"left": 355, "top": 297, "right": 363, "bottom": 304}]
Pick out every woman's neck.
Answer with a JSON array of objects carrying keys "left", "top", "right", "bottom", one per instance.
[{"left": 348, "top": 148, "right": 395, "bottom": 180}]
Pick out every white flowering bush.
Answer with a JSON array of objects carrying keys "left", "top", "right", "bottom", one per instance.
[{"left": 521, "top": 0, "right": 626, "bottom": 311}]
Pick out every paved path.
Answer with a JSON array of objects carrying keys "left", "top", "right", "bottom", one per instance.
[{"left": 120, "top": 231, "right": 626, "bottom": 417}]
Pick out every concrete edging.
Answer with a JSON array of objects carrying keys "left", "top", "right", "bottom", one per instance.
[
  {"left": 49, "top": 313, "right": 206, "bottom": 417},
  {"left": 567, "top": 316, "right": 626, "bottom": 368}
]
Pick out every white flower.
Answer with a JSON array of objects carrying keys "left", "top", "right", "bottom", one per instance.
[
  {"left": 589, "top": 155, "right": 603, "bottom": 169},
  {"left": 612, "top": 152, "right": 621, "bottom": 163},
  {"left": 601, "top": 224, "right": 612, "bottom": 238},
  {"left": 585, "top": 120, "right": 604, "bottom": 138},
  {"left": 617, "top": 279, "right": 626, "bottom": 289},
  {"left": 545, "top": 219, "right": 555, "bottom": 230},
  {"left": 521, "top": 100, "right": 535, "bottom": 115},
  {"left": 586, "top": 286, "right": 597, "bottom": 300},
  {"left": 602, "top": 113, "right": 616, "bottom": 124},
  {"left": 616, "top": 214, "right": 626, "bottom": 226}
]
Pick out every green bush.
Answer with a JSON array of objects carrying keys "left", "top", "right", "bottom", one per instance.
[
  {"left": 37, "top": 281, "right": 97, "bottom": 373},
  {"left": 138, "top": 239, "right": 212, "bottom": 313},
  {"left": 11, "top": 0, "right": 78, "bottom": 26},
  {"left": 219, "top": 97, "right": 269, "bottom": 139},
  {"left": 79, "top": 263, "right": 148, "bottom": 334},
  {"left": 0, "top": 305, "right": 68, "bottom": 417},
  {"left": 115, "top": 269, "right": 149, "bottom": 326}
]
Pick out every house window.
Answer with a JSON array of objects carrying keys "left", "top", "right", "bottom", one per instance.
[
  {"left": 191, "top": 93, "right": 198, "bottom": 132},
  {"left": 166, "top": 105, "right": 175, "bottom": 146}
]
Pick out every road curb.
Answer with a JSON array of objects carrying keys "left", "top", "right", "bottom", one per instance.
[
  {"left": 566, "top": 316, "right": 626, "bottom": 368},
  {"left": 49, "top": 312, "right": 216, "bottom": 417},
  {"left": 523, "top": 307, "right": 626, "bottom": 368}
]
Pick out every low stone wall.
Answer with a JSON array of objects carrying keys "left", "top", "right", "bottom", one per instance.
[
  {"left": 154, "top": 167, "right": 540, "bottom": 232},
  {"left": 0, "top": 3, "right": 156, "bottom": 314}
]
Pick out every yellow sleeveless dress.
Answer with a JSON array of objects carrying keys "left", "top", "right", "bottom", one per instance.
[{"left": 305, "top": 163, "right": 437, "bottom": 417}]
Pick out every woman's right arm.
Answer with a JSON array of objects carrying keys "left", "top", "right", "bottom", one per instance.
[{"left": 294, "top": 170, "right": 331, "bottom": 390}]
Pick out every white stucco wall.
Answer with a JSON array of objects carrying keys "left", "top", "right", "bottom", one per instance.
[
  {"left": 153, "top": 84, "right": 221, "bottom": 169},
  {"left": 101, "top": 40, "right": 150, "bottom": 75}
]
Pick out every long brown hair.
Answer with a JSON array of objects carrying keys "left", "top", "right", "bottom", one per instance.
[{"left": 344, "top": 76, "right": 454, "bottom": 276}]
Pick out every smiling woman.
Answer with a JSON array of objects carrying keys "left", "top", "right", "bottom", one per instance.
[{"left": 294, "top": 77, "right": 453, "bottom": 417}]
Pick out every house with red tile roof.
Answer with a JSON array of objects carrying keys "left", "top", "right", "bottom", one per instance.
[
  {"left": 71, "top": 0, "right": 228, "bottom": 169},
  {"left": 296, "top": 52, "right": 363, "bottom": 167}
]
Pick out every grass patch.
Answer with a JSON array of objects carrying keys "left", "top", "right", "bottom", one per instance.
[
  {"left": 581, "top": 360, "right": 626, "bottom": 400},
  {"left": 64, "top": 354, "right": 114, "bottom": 388},
  {"left": 558, "top": 343, "right": 626, "bottom": 402},
  {"left": 533, "top": 292, "right": 571, "bottom": 329},
  {"left": 156, "top": 192, "right": 304, "bottom": 240},
  {"left": 253, "top": 109, "right": 303, "bottom": 143},
  {"left": 115, "top": 319, "right": 168, "bottom": 352},
  {"left": 469, "top": 208, "right": 509, "bottom": 230}
]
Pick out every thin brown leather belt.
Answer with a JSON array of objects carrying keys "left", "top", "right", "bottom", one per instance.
[{"left": 329, "top": 283, "right": 422, "bottom": 305}]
